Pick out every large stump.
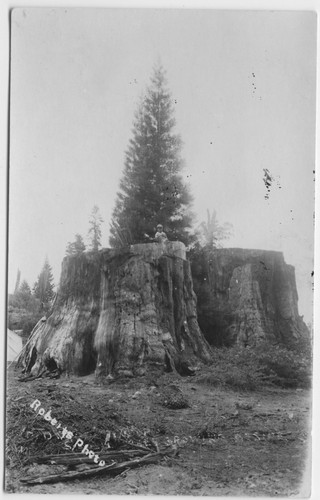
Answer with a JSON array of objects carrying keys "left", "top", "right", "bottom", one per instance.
[
  {"left": 191, "top": 248, "right": 310, "bottom": 347},
  {"left": 19, "top": 242, "right": 211, "bottom": 378}
]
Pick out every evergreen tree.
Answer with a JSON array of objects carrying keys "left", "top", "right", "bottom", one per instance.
[
  {"left": 88, "top": 205, "right": 103, "bottom": 251},
  {"left": 10, "top": 279, "right": 33, "bottom": 309},
  {"left": 8, "top": 277, "right": 42, "bottom": 335},
  {"left": 19, "top": 279, "right": 32, "bottom": 295},
  {"left": 14, "top": 269, "right": 21, "bottom": 294},
  {"left": 189, "top": 209, "right": 232, "bottom": 289},
  {"left": 110, "top": 64, "right": 193, "bottom": 247},
  {"left": 33, "top": 257, "right": 55, "bottom": 305},
  {"left": 198, "top": 209, "right": 233, "bottom": 249},
  {"left": 66, "top": 233, "right": 86, "bottom": 256}
]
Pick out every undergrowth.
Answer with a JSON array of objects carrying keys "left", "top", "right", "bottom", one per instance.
[{"left": 197, "top": 339, "right": 312, "bottom": 391}]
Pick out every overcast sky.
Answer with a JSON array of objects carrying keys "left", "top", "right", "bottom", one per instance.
[{"left": 9, "top": 8, "right": 316, "bottom": 323}]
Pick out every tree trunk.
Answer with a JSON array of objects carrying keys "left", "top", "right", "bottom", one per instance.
[
  {"left": 19, "top": 243, "right": 211, "bottom": 378},
  {"left": 191, "top": 248, "right": 310, "bottom": 347}
]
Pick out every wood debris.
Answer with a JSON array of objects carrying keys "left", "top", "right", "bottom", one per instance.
[{"left": 20, "top": 446, "right": 178, "bottom": 485}]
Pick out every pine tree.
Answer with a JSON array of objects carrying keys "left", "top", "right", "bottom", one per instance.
[
  {"left": 66, "top": 234, "right": 86, "bottom": 256},
  {"left": 110, "top": 64, "right": 193, "bottom": 247},
  {"left": 88, "top": 205, "right": 103, "bottom": 251},
  {"left": 33, "top": 257, "right": 55, "bottom": 305},
  {"left": 189, "top": 210, "right": 233, "bottom": 297},
  {"left": 8, "top": 278, "right": 42, "bottom": 334},
  {"left": 14, "top": 269, "right": 21, "bottom": 294},
  {"left": 19, "top": 279, "right": 32, "bottom": 295},
  {"left": 198, "top": 209, "right": 233, "bottom": 249}
]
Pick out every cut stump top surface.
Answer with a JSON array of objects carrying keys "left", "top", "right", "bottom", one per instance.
[{"left": 129, "top": 241, "right": 186, "bottom": 261}]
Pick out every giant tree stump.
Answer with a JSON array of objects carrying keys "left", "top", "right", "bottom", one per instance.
[{"left": 19, "top": 242, "right": 211, "bottom": 378}]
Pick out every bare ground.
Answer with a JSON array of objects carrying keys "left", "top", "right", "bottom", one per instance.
[{"left": 5, "top": 366, "right": 311, "bottom": 496}]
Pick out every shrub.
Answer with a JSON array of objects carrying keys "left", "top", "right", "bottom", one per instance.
[
  {"left": 196, "top": 340, "right": 312, "bottom": 391},
  {"left": 8, "top": 290, "right": 43, "bottom": 336},
  {"left": 8, "top": 308, "right": 43, "bottom": 336},
  {"left": 255, "top": 341, "right": 311, "bottom": 389}
]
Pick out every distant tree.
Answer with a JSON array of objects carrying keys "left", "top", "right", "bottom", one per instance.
[
  {"left": 8, "top": 278, "right": 42, "bottom": 335},
  {"left": 189, "top": 210, "right": 233, "bottom": 330},
  {"left": 33, "top": 257, "right": 55, "bottom": 306},
  {"left": 66, "top": 234, "right": 86, "bottom": 256},
  {"left": 196, "top": 209, "right": 233, "bottom": 249},
  {"left": 109, "top": 63, "right": 193, "bottom": 247},
  {"left": 19, "top": 279, "right": 32, "bottom": 295},
  {"left": 88, "top": 205, "right": 104, "bottom": 251},
  {"left": 14, "top": 269, "right": 21, "bottom": 294},
  {"left": 10, "top": 279, "right": 33, "bottom": 309}
]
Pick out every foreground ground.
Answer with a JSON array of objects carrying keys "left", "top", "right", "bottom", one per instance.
[{"left": 6, "top": 365, "right": 311, "bottom": 496}]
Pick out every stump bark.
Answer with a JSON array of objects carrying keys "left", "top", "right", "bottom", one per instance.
[
  {"left": 19, "top": 243, "right": 211, "bottom": 377},
  {"left": 191, "top": 248, "right": 310, "bottom": 347}
]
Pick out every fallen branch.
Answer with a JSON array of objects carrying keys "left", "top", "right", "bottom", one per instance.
[
  {"left": 28, "top": 448, "right": 150, "bottom": 465},
  {"left": 125, "top": 442, "right": 157, "bottom": 452},
  {"left": 21, "top": 447, "right": 178, "bottom": 485}
]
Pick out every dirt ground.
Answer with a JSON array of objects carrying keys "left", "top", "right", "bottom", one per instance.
[{"left": 5, "top": 366, "right": 311, "bottom": 496}]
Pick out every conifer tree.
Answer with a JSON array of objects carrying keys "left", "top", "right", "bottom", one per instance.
[
  {"left": 88, "top": 205, "right": 103, "bottom": 251},
  {"left": 8, "top": 278, "right": 41, "bottom": 333},
  {"left": 33, "top": 257, "right": 55, "bottom": 305},
  {"left": 110, "top": 64, "right": 193, "bottom": 247},
  {"left": 14, "top": 269, "right": 21, "bottom": 294},
  {"left": 14, "top": 279, "right": 33, "bottom": 308},
  {"left": 88, "top": 205, "right": 103, "bottom": 252},
  {"left": 19, "top": 279, "right": 32, "bottom": 295},
  {"left": 66, "top": 234, "right": 86, "bottom": 256},
  {"left": 198, "top": 209, "right": 233, "bottom": 249}
]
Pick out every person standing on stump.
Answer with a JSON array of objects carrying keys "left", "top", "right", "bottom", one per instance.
[{"left": 154, "top": 224, "right": 168, "bottom": 243}]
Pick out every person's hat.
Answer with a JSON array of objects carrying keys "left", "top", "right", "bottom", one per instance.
[{"left": 156, "top": 224, "right": 163, "bottom": 229}]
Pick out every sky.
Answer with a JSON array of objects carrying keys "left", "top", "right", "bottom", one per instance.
[{"left": 8, "top": 8, "right": 316, "bottom": 323}]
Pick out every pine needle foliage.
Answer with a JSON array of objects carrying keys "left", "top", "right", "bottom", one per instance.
[
  {"left": 110, "top": 64, "right": 193, "bottom": 247},
  {"left": 65, "top": 234, "right": 86, "bottom": 256},
  {"left": 33, "top": 257, "right": 55, "bottom": 305},
  {"left": 88, "top": 205, "right": 104, "bottom": 251}
]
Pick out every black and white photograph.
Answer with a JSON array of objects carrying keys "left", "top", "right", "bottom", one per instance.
[{"left": 4, "top": 4, "right": 317, "bottom": 496}]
